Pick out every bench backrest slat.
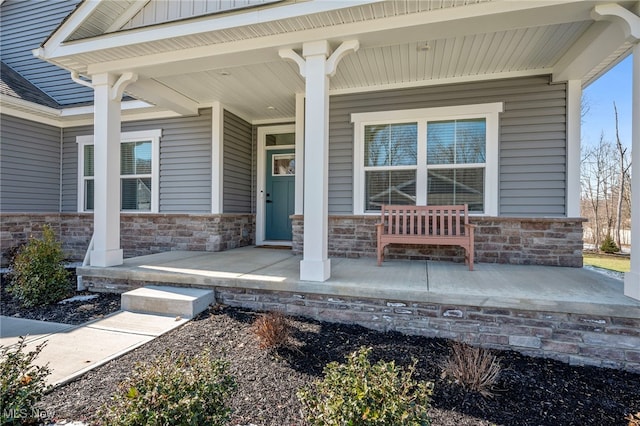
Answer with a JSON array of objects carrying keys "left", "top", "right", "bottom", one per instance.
[{"left": 380, "top": 204, "right": 469, "bottom": 237}]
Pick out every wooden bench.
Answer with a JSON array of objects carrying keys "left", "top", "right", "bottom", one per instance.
[{"left": 376, "top": 204, "right": 476, "bottom": 270}]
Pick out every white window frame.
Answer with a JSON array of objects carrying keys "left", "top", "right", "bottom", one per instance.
[
  {"left": 77, "top": 129, "right": 161, "bottom": 213},
  {"left": 352, "top": 103, "right": 502, "bottom": 216}
]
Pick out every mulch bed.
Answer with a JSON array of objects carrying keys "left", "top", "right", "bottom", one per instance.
[
  {"left": 23, "top": 304, "right": 639, "bottom": 426},
  {"left": 0, "top": 275, "right": 121, "bottom": 325}
]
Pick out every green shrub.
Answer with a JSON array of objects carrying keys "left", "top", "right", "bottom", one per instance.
[
  {"left": 600, "top": 234, "right": 619, "bottom": 254},
  {"left": 0, "top": 337, "right": 52, "bottom": 425},
  {"left": 297, "top": 347, "right": 433, "bottom": 426},
  {"left": 100, "top": 350, "right": 236, "bottom": 426},
  {"left": 8, "top": 225, "right": 72, "bottom": 307}
]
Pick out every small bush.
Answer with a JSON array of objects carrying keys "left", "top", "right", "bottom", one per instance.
[
  {"left": 8, "top": 225, "right": 72, "bottom": 308},
  {"left": 440, "top": 342, "right": 501, "bottom": 398},
  {"left": 251, "top": 311, "right": 291, "bottom": 350},
  {"left": 0, "top": 337, "right": 52, "bottom": 425},
  {"left": 297, "top": 347, "right": 433, "bottom": 425},
  {"left": 100, "top": 350, "right": 236, "bottom": 426},
  {"left": 628, "top": 412, "right": 640, "bottom": 426},
  {"left": 600, "top": 234, "right": 619, "bottom": 254}
]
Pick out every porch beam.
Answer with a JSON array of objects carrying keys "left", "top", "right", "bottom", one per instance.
[
  {"left": 625, "top": 42, "right": 640, "bottom": 300},
  {"left": 552, "top": 21, "right": 627, "bottom": 83},
  {"left": 124, "top": 77, "right": 199, "bottom": 116}
]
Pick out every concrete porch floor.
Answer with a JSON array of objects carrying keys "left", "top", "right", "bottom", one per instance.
[{"left": 78, "top": 246, "right": 640, "bottom": 319}]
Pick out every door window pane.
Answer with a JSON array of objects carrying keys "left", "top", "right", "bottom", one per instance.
[
  {"left": 265, "top": 133, "right": 295, "bottom": 146},
  {"left": 272, "top": 154, "right": 295, "bottom": 175}
]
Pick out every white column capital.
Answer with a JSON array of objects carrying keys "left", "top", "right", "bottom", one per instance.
[
  {"left": 302, "top": 40, "right": 331, "bottom": 58},
  {"left": 90, "top": 72, "right": 138, "bottom": 100},
  {"left": 91, "top": 72, "right": 117, "bottom": 87}
]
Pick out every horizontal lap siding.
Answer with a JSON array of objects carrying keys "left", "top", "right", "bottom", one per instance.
[
  {"left": 223, "top": 111, "right": 252, "bottom": 213},
  {"left": 61, "top": 109, "right": 212, "bottom": 213},
  {"left": 0, "top": 114, "right": 61, "bottom": 212},
  {"left": 328, "top": 76, "right": 567, "bottom": 216}
]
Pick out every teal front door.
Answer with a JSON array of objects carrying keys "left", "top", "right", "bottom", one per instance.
[{"left": 265, "top": 149, "right": 295, "bottom": 241}]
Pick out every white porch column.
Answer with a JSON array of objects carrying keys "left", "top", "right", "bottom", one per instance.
[
  {"left": 280, "top": 40, "right": 359, "bottom": 281},
  {"left": 299, "top": 40, "right": 332, "bottom": 281},
  {"left": 625, "top": 42, "right": 640, "bottom": 300},
  {"left": 90, "top": 72, "right": 137, "bottom": 267},
  {"left": 566, "top": 80, "right": 582, "bottom": 218}
]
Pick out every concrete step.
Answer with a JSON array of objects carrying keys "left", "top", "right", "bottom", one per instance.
[{"left": 121, "top": 285, "right": 215, "bottom": 318}]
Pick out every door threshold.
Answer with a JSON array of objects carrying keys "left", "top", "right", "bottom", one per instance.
[{"left": 256, "top": 241, "right": 292, "bottom": 248}]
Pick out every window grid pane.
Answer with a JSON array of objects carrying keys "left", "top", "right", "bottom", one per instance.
[
  {"left": 121, "top": 141, "right": 152, "bottom": 175},
  {"left": 121, "top": 177, "right": 151, "bottom": 211},
  {"left": 84, "top": 145, "right": 94, "bottom": 177},
  {"left": 427, "top": 168, "right": 484, "bottom": 212},
  {"left": 84, "top": 179, "right": 94, "bottom": 211},
  {"left": 427, "top": 119, "right": 485, "bottom": 165},
  {"left": 365, "top": 170, "right": 416, "bottom": 211},
  {"left": 365, "top": 123, "right": 417, "bottom": 167}
]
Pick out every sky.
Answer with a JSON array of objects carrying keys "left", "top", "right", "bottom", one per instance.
[{"left": 582, "top": 55, "right": 633, "bottom": 148}]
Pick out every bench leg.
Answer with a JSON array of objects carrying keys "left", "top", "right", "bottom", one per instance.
[
  {"left": 467, "top": 247, "right": 474, "bottom": 271},
  {"left": 377, "top": 243, "right": 385, "bottom": 266}
]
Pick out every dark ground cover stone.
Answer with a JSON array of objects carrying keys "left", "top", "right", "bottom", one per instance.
[
  {"left": 24, "top": 305, "right": 640, "bottom": 426},
  {"left": 1, "top": 271, "right": 637, "bottom": 426}
]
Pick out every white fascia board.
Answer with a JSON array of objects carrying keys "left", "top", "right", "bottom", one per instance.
[
  {"left": 0, "top": 95, "right": 179, "bottom": 128},
  {"left": 43, "top": 1, "right": 384, "bottom": 59},
  {"left": 73, "top": 0, "right": 586, "bottom": 77},
  {"left": 85, "top": 1, "right": 588, "bottom": 77}
]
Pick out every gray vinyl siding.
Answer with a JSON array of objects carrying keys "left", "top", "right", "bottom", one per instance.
[
  {"left": 0, "top": 0, "right": 93, "bottom": 106},
  {"left": 329, "top": 75, "right": 567, "bottom": 217},
  {"left": 0, "top": 114, "right": 61, "bottom": 212},
  {"left": 61, "top": 109, "right": 213, "bottom": 213},
  {"left": 223, "top": 111, "right": 253, "bottom": 213}
]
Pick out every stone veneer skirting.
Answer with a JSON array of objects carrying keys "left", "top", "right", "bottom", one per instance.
[
  {"left": 80, "top": 274, "right": 640, "bottom": 373},
  {"left": 0, "top": 213, "right": 255, "bottom": 265},
  {"left": 215, "top": 288, "right": 640, "bottom": 373},
  {"left": 292, "top": 215, "right": 585, "bottom": 267}
]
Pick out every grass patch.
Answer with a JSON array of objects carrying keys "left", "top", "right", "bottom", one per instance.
[{"left": 583, "top": 253, "right": 630, "bottom": 273}]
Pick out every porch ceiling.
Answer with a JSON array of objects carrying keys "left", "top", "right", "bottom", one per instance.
[{"left": 39, "top": 0, "right": 637, "bottom": 122}]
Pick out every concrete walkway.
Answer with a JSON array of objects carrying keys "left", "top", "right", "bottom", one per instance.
[{"left": 0, "top": 312, "right": 188, "bottom": 386}]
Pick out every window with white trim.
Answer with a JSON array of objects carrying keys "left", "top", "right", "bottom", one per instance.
[
  {"left": 77, "top": 130, "right": 161, "bottom": 213},
  {"left": 352, "top": 103, "right": 502, "bottom": 215}
]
